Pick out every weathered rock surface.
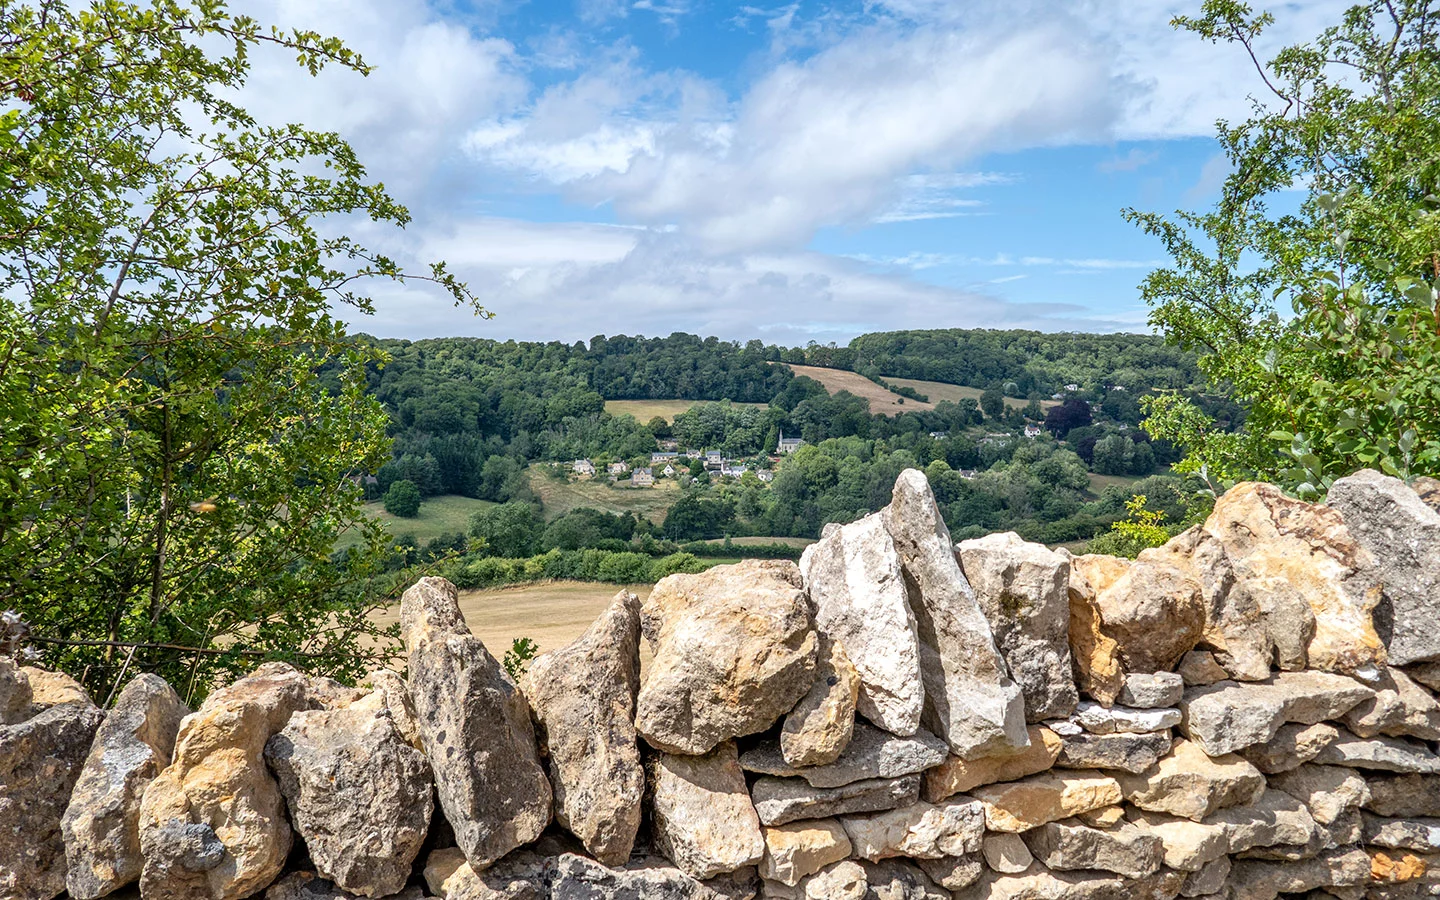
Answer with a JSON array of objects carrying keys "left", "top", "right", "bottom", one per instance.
[
  {"left": 1226, "top": 848, "right": 1371, "bottom": 900},
  {"left": 1179, "top": 856, "right": 1230, "bottom": 897},
  {"left": 401, "top": 576, "right": 551, "bottom": 868},
  {"left": 1054, "top": 731, "right": 1172, "bottom": 773},
  {"left": 1117, "top": 673, "right": 1184, "bottom": 709},
  {"left": 1176, "top": 651, "right": 1229, "bottom": 687},
  {"left": 521, "top": 589, "right": 644, "bottom": 865},
  {"left": 1362, "top": 814, "right": 1440, "bottom": 852},
  {"left": 1126, "top": 811, "right": 1230, "bottom": 871},
  {"left": 916, "top": 854, "right": 985, "bottom": 891},
  {"left": 1237, "top": 722, "right": 1340, "bottom": 774},
  {"left": 422, "top": 845, "right": 548, "bottom": 900},
  {"left": 760, "top": 820, "right": 852, "bottom": 886},
  {"left": 1093, "top": 540, "right": 1208, "bottom": 673},
  {"left": 1204, "top": 482, "right": 1385, "bottom": 675},
  {"left": 801, "top": 514, "right": 923, "bottom": 736},
  {"left": 352, "top": 670, "right": 420, "bottom": 749},
  {"left": 1364, "top": 774, "right": 1440, "bottom": 817},
  {"left": 840, "top": 800, "right": 984, "bottom": 861},
  {"left": 0, "top": 685, "right": 104, "bottom": 900},
  {"left": 922, "top": 725, "right": 1061, "bottom": 802},
  {"left": 957, "top": 530, "right": 1076, "bottom": 722},
  {"left": 1072, "top": 701, "right": 1180, "bottom": 735},
  {"left": 982, "top": 833, "right": 1033, "bottom": 874},
  {"left": 0, "top": 657, "right": 31, "bottom": 725},
  {"left": 264, "top": 872, "right": 423, "bottom": 900},
  {"left": 638, "top": 560, "right": 817, "bottom": 755},
  {"left": 1023, "top": 822, "right": 1165, "bottom": 878},
  {"left": 1067, "top": 554, "right": 1131, "bottom": 705},
  {"left": 265, "top": 704, "right": 432, "bottom": 898},
  {"left": 751, "top": 774, "right": 921, "bottom": 827},
  {"left": 1410, "top": 661, "right": 1440, "bottom": 692},
  {"left": 1205, "top": 789, "right": 1317, "bottom": 854},
  {"left": 61, "top": 674, "right": 188, "bottom": 900},
  {"left": 971, "top": 770, "right": 1123, "bottom": 832},
  {"left": 1270, "top": 765, "right": 1370, "bottom": 825},
  {"left": 137, "top": 663, "right": 316, "bottom": 900},
  {"left": 781, "top": 637, "right": 859, "bottom": 768},
  {"left": 740, "top": 722, "right": 946, "bottom": 789},
  {"left": 651, "top": 742, "right": 765, "bottom": 879},
  {"left": 1178, "top": 673, "right": 1373, "bottom": 756},
  {"left": 1327, "top": 469, "right": 1440, "bottom": 667},
  {"left": 959, "top": 867, "right": 1185, "bottom": 900},
  {"left": 771, "top": 859, "right": 868, "bottom": 900},
  {"left": 858, "top": 858, "right": 950, "bottom": 900},
  {"left": 886, "top": 470, "right": 1027, "bottom": 755},
  {"left": 23, "top": 666, "right": 94, "bottom": 710},
  {"left": 1313, "top": 732, "right": 1440, "bottom": 773},
  {"left": 1116, "top": 739, "right": 1266, "bottom": 821},
  {"left": 1340, "top": 668, "right": 1440, "bottom": 741}
]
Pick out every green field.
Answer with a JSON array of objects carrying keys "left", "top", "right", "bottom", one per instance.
[
  {"left": 527, "top": 466, "right": 681, "bottom": 523},
  {"left": 336, "top": 494, "right": 496, "bottom": 549},
  {"left": 697, "top": 535, "right": 814, "bottom": 549},
  {"left": 604, "top": 399, "right": 768, "bottom": 424},
  {"left": 883, "top": 376, "right": 1060, "bottom": 412},
  {"left": 1086, "top": 472, "right": 1145, "bottom": 494}
]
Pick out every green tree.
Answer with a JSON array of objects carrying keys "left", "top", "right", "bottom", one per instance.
[
  {"left": 383, "top": 481, "right": 423, "bottom": 519},
  {"left": 979, "top": 388, "right": 1005, "bottom": 420},
  {"left": 0, "top": 0, "right": 480, "bottom": 699},
  {"left": 1131, "top": 0, "right": 1440, "bottom": 495}
]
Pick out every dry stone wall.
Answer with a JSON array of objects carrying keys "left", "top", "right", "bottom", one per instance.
[{"left": 3, "top": 467, "right": 1440, "bottom": 900}]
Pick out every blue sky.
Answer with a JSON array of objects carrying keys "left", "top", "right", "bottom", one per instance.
[{"left": 233, "top": 0, "right": 1347, "bottom": 345}]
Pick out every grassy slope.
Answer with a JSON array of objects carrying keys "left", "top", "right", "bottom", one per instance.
[
  {"left": 526, "top": 466, "right": 681, "bottom": 523},
  {"left": 786, "top": 363, "right": 932, "bottom": 415},
  {"left": 883, "top": 376, "right": 1060, "bottom": 411},
  {"left": 336, "top": 494, "right": 497, "bottom": 550},
  {"left": 605, "top": 399, "right": 768, "bottom": 424}
]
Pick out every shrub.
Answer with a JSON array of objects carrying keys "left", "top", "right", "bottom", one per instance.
[{"left": 383, "top": 480, "right": 422, "bottom": 518}]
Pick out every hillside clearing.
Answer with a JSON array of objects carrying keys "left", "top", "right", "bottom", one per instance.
[
  {"left": 697, "top": 535, "right": 814, "bottom": 549},
  {"left": 605, "top": 398, "right": 768, "bottom": 423},
  {"left": 336, "top": 494, "right": 496, "bottom": 549},
  {"left": 526, "top": 465, "right": 681, "bottom": 523},
  {"left": 785, "top": 364, "right": 932, "bottom": 415},
  {"left": 884, "top": 377, "right": 1061, "bottom": 412}
]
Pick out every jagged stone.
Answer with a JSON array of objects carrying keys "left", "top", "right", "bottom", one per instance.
[
  {"left": 1340, "top": 667, "right": 1440, "bottom": 741},
  {"left": 957, "top": 530, "right": 1077, "bottom": 722},
  {"left": 521, "top": 589, "right": 644, "bottom": 865},
  {"left": 265, "top": 704, "right": 432, "bottom": 898},
  {"left": 1363, "top": 814, "right": 1440, "bottom": 852},
  {"left": 0, "top": 657, "right": 30, "bottom": 725},
  {"left": 915, "top": 854, "right": 984, "bottom": 890},
  {"left": 780, "top": 637, "right": 859, "bottom": 768},
  {"left": 352, "top": 669, "right": 421, "bottom": 749},
  {"left": 1176, "top": 651, "right": 1229, "bottom": 687},
  {"left": 1328, "top": 469, "right": 1440, "bottom": 666},
  {"left": 1116, "top": 739, "right": 1266, "bottom": 821},
  {"left": 1126, "top": 811, "right": 1230, "bottom": 871},
  {"left": 982, "top": 833, "right": 1034, "bottom": 873},
  {"left": 1226, "top": 848, "right": 1371, "bottom": 900},
  {"left": 801, "top": 514, "right": 923, "bottom": 736},
  {"left": 1075, "top": 806, "right": 1126, "bottom": 828},
  {"left": 839, "top": 799, "right": 983, "bottom": 861},
  {"left": 1178, "top": 673, "right": 1373, "bottom": 756},
  {"left": 1180, "top": 856, "right": 1230, "bottom": 897},
  {"left": 922, "top": 725, "right": 1061, "bottom": 802},
  {"left": 739, "top": 721, "right": 946, "bottom": 789},
  {"left": 1067, "top": 554, "right": 1130, "bottom": 705},
  {"left": 1071, "top": 701, "right": 1180, "bottom": 735},
  {"left": 789, "top": 860, "right": 868, "bottom": 900},
  {"left": 759, "top": 820, "right": 851, "bottom": 887},
  {"left": 1092, "top": 539, "right": 1208, "bottom": 673},
  {"left": 971, "top": 769, "right": 1123, "bottom": 832},
  {"left": 264, "top": 872, "right": 423, "bottom": 900},
  {"left": 137, "top": 663, "right": 319, "bottom": 900},
  {"left": 751, "top": 774, "right": 920, "bottom": 827},
  {"left": 1205, "top": 789, "right": 1318, "bottom": 854},
  {"left": 400, "top": 576, "right": 551, "bottom": 868},
  {"left": 22, "top": 666, "right": 94, "bottom": 710},
  {"left": 1204, "top": 482, "right": 1385, "bottom": 675},
  {"left": 1022, "top": 821, "right": 1165, "bottom": 879},
  {"left": 61, "top": 674, "right": 188, "bottom": 900},
  {"left": 1313, "top": 731, "right": 1440, "bottom": 773},
  {"left": 857, "top": 858, "right": 949, "bottom": 900},
  {"left": 1270, "top": 765, "right": 1370, "bottom": 825},
  {"left": 1237, "top": 722, "right": 1340, "bottom": 774},
  {"left": 638, "top": 560, "right": 817, "bottom": 755},
  {"left": 958, "top": 867, "right": 1185, "bottom": 900},
  {"left": 1054, "top": 731, "right": 1171, "bottom": 773},
  {"left": 887, "top": 471, "right": 1028, "bottom": 755},
  {"left": 650, "top": 741, "right": 764, "bottom": 880},
  {"left": 422, "top": 846, "right": 549, "bottom": 900},
  {"left": 0, "top": 685, "right": 104, "bottom": 900},
  {"left": 1365, "top": 774, "right": 1440, "bottom": 817},
  {"left": 1409, "top": 661, "right": 1440, "bottom": 692},
  {"left": 1118, "top": 673, "right": 1184, "bottom": 709}
]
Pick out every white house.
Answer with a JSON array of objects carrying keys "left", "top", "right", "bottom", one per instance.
[
  {"left": 651, "top": 451, "right": 679, "bottom": 464},
  {"left": 1024, "top": 424, "right": 1044, "bottom": 439},
  {"left": 757, "top": 469, "right": 775, "bottom": 483},
  {"left": 631, "top": 467, "right": 654, "bottom": 487},
  {"left": 1064, "top": 383, "right": 1080, "bottom": 392},
  {"left": 777, "top": 430, "right": 805, "bottom": 454},
  {"left": 661, "top": 464, "right": 677, "bottom": 477},
  {"left": 572, "top": 459, "right": 596, "bottom": 477},
  {"left": 928, "top": 431, "right": 949, "bottom": 439},
  {"left": 608, "top": 461, "right": 630, "bottom": 476}
]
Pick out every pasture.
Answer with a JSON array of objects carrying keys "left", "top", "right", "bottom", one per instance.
[
  {"left": 335, "top": 494, "right": 496, "bottom": 549},
  {"left": 604, "top": 398, "right": 768, "bottom": 424},
  {"left": 882, "top": 376, "right": 1060, "bottom": 412},
  {"left": 785, "top": 364, "right": 932, "bottom": 415},
  {"left": 526, "top": 466, "right": 681, "bottom": 523}
]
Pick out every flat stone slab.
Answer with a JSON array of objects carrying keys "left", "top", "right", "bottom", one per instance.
[
  {"left": 739, "top": 721, "right": 946, "bottom": 789},
  {"left": 750, "top": 774, "right": 921, "bottom": 828},
  {"left": 1178, "top": 672, "right": 1373, "bottom": 757}
]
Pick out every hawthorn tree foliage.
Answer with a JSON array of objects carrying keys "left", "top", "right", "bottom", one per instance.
[
  {"left": 0, "top": 0, "right": 481, "bottom": 699},
  {"left": 1132, "top": 0, "right": 1440, "bottom": 496}
]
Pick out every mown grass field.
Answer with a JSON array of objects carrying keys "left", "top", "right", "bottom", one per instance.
[
  {"left": 526, "top": 466, "right": 681, "bottom": 523},
  {"left": 882, "top": 376, "right": 1061, "bottom": 412},
  {"left": 696, "top": 535, "right": 814, "bottom": 549},
  {"left": 604, "top": 398, "right": 768, "bottom": 423},
  {"left": 1086, "top": 472, "right": 1145, "bottom": 494},
  {"left": 335, "top": 494, "right": 496, "bottom": 550},
  {"left": 785, "top": 364, "right": 932, "bottom": 415}
]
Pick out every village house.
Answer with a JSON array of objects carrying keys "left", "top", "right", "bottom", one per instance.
[
  {"left": 704, "top": 450, "right": 724, "bottom": 471},
  {"left": 720, "top": 463, "right": 749, "bottom": 478},
  {"left": 1024, "top": 423, "right": 1044, "bottom": 439},
  {"left": 1064, "top": 383, "right": 1080, "bottom": 392},
  {"left": 757, "top": 469, "right": 774, "bottom": 483},
  {"left": 651, "top": 451, "right": 679, "bottom": 465},
  {"left": 957, "top": 468, "right": 978, "bottom": 480},
  {"left": 928, "top": 431, "right": 949, "bottom": 439},
  {"left": 776, "top": 430, "right": 805, "bottom": 454},
  {"left": 658, "top": 438, "right": 680, "bottom": 451},
  {"left": 661, "top": 463, "right": 677, "bottom": 477},
  {"left": 631, "top": 467, "right": 654, "bottom": 487},
  {"left": 981, "top": 432, "right": 1011, "bottom": 446},
  {"left": 608, "top": 460, "right": 630, "bottom": 476},
  {"left": 572, "top": 459, "right": 596, "bottom": 477}
]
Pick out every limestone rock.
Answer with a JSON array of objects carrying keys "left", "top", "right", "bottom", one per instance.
[
  {"left": 265, "top": 704, "right": 432, "bottom": 898},
  {"left": 960, "top": 867, "right": 1184, "bottom": 900},
  {"left": 781, "top": 637, "right": 859, "bottom": 768},
  {"left": 1054, "top": 731, "right": 1172, "bottom": 773},
  {"left": 971, "top": 769, "right": 1123, "bottom": 832},
  {"left": 521, "top": 589, "right": 644, "bottom": 865},
  {"left": 982, "top": 833, "right": 1034, "bottom": 874},
  {"left": 0, "top": 689, "right": 104, "bottom": 900},
  {"left": 401, "top": 576, "right": 551, "bottom": 868},
  {"left": 639, "top": 560, "right": 817, "bottom": 754},
  {"left": 353, "top": 669, "right": 420, "bottom": 749},
  {"left": 1076, "top": 806, "right": 1125, "bottom": 828},
  {"left": 751, "top": 774, "right": 920, "bottom": 827},
  {"left": 915, "top": 854, "right": 984, "bottom": 891},
  {"left": 760, "top": 820, "right": 851, "bottom": 887},
  {"left": 739, "top": 721, "right": 945, "bottom": 789},
  {"left": 1313, "top": 731, "right": 1440, "bottom": 773},
  {"left": 1270, "top": 765, "right": 1370, "bottom": 825},
  {"left": 1364, "top": 774, "right": 1440, "bottom": 817},
  {"left": 1204, "top": 481, "right": 1385, "bottom": 675},
  {"left": 840, "top": 799, "right": 984, "bottom": 861},
  {"left": 1363, "top": 814, "right": 1440, "bottom": 852},
  {"left": 1118, "top": 673, "right": 1184, "bottom": 709},
  {"left": 61, "top": 674, "right": 188, "bottom": 900},
  {"left": 957, "top": 530, "right": 1077, "bottom": 722},
  {"left": 1205, "top": 789, "right": 1317, "bottom": 854},
  {"left": 0, "top": 657, "right": 30, "bottom": 725},
  {"left": 790, "top": 860, "right": 868, "bottom": 900},
  {"left": 1226, "top": 848, "right": 1371, "bottom": 900},
  {"left": 1409, "top": 661, "right": 1440, "bottom": 692},
  {"left": 1023, "top": 821, "right": 1165, "bottom": 879},
  {"left": 1116, "top": 739, "right": 1266, "bottom": 821},
  {"left": 857, "top": 859, "right": 949, "bottom": 900},
  {"left": 1180, "top": 856, "right": 1229, "bottom": 897},
  {"left": 1327, "top": 469, "right": 1440, "bottom": 666},
  {"left": 650, "top": 741, "right": 764, "bottom": 880},
  {"left": 1126, "top": 812, "right": 1230, "bottom": 872},
  {"left": 1237, "top": 722, "right": 1340, "bottom": 774},
  {"left": 1366, "top": 848, "right": 1436, "bottom": 885},
  {"left": 22, "top": 666, "right": 94, "bottom": 710},
  {"left": 137, "top": 663, "right": 316, "bottom": 900},
  {"left": 1178, "top": 673, "right": 1373, "bottom": 756},
  {"left": 1067, "top": 554, "right": 1131, "bottom": 705},
  {"left": 1340, "top": 667, "right": 1440, "bottom": 741},
  {"left": 922, "top": 725, "right": 1061, "bottom": 802},
  {"left": 1092, "top": 539, "right": 1208, "bottom": 674},
  {"left": 801, "top": 514, "right": 923, "bottom": 736},
  {"left": 886, "top": 471, "right": 1027, "bottom": 755},
  {"left": 1072, "top": 701, "right": 1180, "bottom": 735},
  {"left": 552, "top": 852, "right": 744, "bottom": 900},
  {"left": 1176, "top": 651, "right": 1229, "bottom": 687},
  {"left": 264, "top": 872, "right": 423, "bottom": 900}
]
